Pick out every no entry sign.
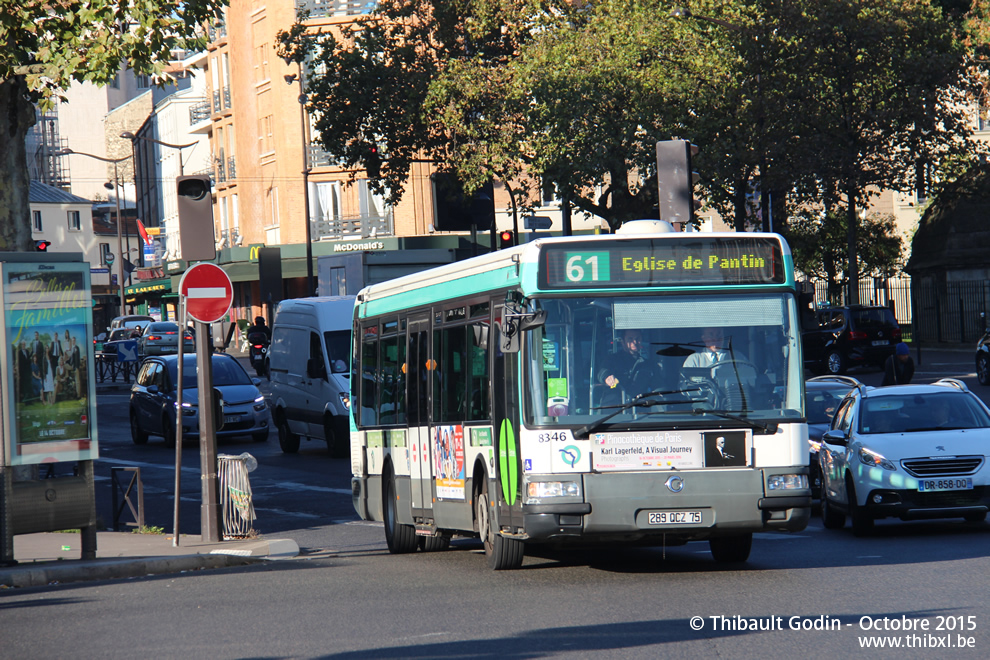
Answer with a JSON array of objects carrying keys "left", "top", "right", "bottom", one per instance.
[{"left": 179, "top": 263, "right": 233, "bottom": 323}]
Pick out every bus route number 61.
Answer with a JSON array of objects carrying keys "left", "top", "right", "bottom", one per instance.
[{"left": 566, "top": 252, "right": 609, "bottom": 283}]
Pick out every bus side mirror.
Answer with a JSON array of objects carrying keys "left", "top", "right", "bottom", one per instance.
[{"left": 500, "top": 306, "right": 547, "bottom": 353}]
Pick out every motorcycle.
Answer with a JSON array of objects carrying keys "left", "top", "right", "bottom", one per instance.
[{"left": 247, "top": 331, "right": 269, "bottom": 377}]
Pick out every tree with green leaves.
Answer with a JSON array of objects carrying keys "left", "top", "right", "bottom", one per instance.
[
  {"left": 287, "top": 0, "right": 986, "bottom": 242},
  {"left": 0, "top": 1, "right": 226, "bottom": 252},
  {"left": 282, "top": 0, "right": 736, "bottom": 230},
  {"left": 774, "top": 0, "right": 983, "bottom": 302}
]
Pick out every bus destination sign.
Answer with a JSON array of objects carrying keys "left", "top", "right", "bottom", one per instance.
[{"left": 539, "top": 237, "right": 784, "bottom": 288}]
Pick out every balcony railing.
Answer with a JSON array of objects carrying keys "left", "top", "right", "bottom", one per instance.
[
  {"left": 219, "top": 228, "right": 242, "bottom": 248},
  {"left": 227, "top": 156, "right": 236, "bottom": 180},
  {"left": 314, "top": 210, "right": 393, "bottom": 241},
  {"left": 208, "top": 23, "right": 227, "bottom": 43},
  {"left": 295, "top": 1, "right": 378, "bottom": 19},
  {"left": 189, "top": 99, "right": 211, "bottom": 125}
]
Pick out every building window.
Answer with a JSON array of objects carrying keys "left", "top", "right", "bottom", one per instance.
[
  {"left": 100, "top": 243, "right": 111, "bottom": 265},
  {"left": 67, "top": 210, "right": 81, "bottom": 231},
  {"left": 255, "top": 44, "right": 270, "bottom": 82},
  {"left": 541, "top": 177, "right": 556, "bottom": 205},
  {"left": 259, "top": 115, "right": 274, "bottom": 154},
  {"left": 32, "top": 210, "right": 43, "bottom": 232},
  {"left": 136, "top": 74, "right": 150, "bottom": 89}
]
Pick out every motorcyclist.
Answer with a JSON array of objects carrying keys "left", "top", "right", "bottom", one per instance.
[{"left": 246, "top": 316, "right": 271, "bottom": 342}]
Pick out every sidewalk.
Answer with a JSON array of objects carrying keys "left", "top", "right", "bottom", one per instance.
[{"left": 0, "top": 530, "right": 299, "bottom": 588}]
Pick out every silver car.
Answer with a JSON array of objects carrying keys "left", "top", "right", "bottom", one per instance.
[
  {"left": 819, "top": 379, "right": 990, "bottom": 535},
  {"left": 137, "top": 322, "right": 195, "bottom": 356}
]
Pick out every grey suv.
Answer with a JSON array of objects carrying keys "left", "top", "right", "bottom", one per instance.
[{"left": 802, "top": 305, "right": 901, "bottom": 375}]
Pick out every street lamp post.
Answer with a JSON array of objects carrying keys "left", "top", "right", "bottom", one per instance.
[
  {"left": 120, "top": 131, "right": 197, "bottom": 176},
  {"left": 60, "top": 148, "right": 129, "bottom": 314},
  {"left": 121, "top": 132, "right": 198, "bottom": 265},
  {"left": 285, "top": 66, "right": 315, "bottom": 296}
]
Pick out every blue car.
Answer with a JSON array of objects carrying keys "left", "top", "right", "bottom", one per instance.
[{"left": 130, "top": 353, "right": 269, "bottom": 446}]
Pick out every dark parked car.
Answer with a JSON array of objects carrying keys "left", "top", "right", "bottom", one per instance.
[
  {"left": 806, "top": 375, "right": 862, "bottom": 499},
  {"left": 130, "top": 353, "right": 269, "bottom": 446},
  {"left": 99, "top": 328, "right": 138, "bottom": 355},
  {"left": 802, "top": 305, "right": 901, "bottom": 375}
]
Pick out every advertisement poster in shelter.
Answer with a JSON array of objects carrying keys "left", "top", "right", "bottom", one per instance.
[{"left": 2, "top": 262, "right": 97, "bottom": 465}]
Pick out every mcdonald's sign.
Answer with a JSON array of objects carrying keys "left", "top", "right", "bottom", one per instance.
[{"left": 248, "top": 244, "right": 266, "bottom": 263}]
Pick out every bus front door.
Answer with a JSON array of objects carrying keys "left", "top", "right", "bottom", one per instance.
[
  {"left": 493, "top": 318, "right": 524, "bottom": 533},
  {"left": 407, "top": 316, "right": 433, "bottom": 519}
]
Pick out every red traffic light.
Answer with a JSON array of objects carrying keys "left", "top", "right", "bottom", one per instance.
[
  {"left": 498, "top": 230, "right": 515, "bottom": 249},
  {"left": 35, "top": 240, "right": 51, "bottom": 252}
]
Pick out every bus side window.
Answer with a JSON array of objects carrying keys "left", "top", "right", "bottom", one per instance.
[
  {"left": 361, "top": 334, "right": 378, "bottom": 426},
  {"left": 467, "top": 321, "right": 490, "bottom": 421},
  {"left": 439, "top": 326, "right": 468, "bottom": 422}
]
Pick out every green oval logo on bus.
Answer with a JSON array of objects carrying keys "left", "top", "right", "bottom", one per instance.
[{"left": 498, "top": 418, "right": 518, "bottom": 505}]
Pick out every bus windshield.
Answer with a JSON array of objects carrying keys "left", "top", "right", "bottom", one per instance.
[{"left": 523, "top": 293, "right": 803, "bottom": 429}]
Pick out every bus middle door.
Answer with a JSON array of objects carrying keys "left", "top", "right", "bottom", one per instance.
[{"left": 407, "top": 316, "right": 434, "bottom": 521}]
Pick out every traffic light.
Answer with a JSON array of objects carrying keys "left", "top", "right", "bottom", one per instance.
[
  {"left": 176, "top": 174, "right": 216, "bottom": 262},
  {"left": 656, "top": 140, "right": 700, "bottom": 225},
  {"left": 35, "top": 240, "right": 51, "bottom": 252},
  {"left": 498, "top": 229, "right": 515, "bottom": 249},
  {"left": 431, "top": 173, "right": 495, "bottom": 231}
]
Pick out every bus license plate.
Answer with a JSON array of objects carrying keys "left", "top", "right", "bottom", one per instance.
[
  {"left": 648, "top": 510, "right": 702, "bottom": 525},
  {"left": 917, "top": 477, "right": 973, "bottom": 492}
]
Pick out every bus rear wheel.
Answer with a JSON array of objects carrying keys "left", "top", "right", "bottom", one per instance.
[
  {"left": 383, "top": 468, "right": 417, "bottom": 554},
  {"left": 709, "top": 533, "right": 752, "bottom": 563},
  {"left": 476, "top": 478, "right": 524, "bottom": 570}
]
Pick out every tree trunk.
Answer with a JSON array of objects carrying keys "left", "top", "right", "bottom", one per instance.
[
  {"left": 0, "top": 76, "right": 36, "bottom": 252},
  {"left": 845, "top": 181, "right": 859, "bottom": 305}
]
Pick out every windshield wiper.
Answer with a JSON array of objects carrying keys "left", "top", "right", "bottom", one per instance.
[
  {"left": 688, "top": 408, "right": 776, "bottom": 434},
  {"left": 574, "top": 387, "right": 703, "bottom": 438}
]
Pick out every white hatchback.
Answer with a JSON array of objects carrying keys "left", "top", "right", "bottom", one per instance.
[{"left": 819, "top": 379, "right": 990, "bottom": 535}]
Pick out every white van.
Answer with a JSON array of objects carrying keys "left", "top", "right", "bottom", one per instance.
[{"left": 268, "top": 296, "right": 355, "bottom": 456}]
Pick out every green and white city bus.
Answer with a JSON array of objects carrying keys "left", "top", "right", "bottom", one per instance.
[{"left": 350, "top": 221, "right": 811, "bottom": 570}]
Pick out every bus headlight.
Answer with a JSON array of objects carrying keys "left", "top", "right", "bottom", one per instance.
[
  {"left": 526, "top": 480, "right": 581, "bottom": 502},
  {"left": 767, "top": 474, "right": 808, "bottom": 490}
]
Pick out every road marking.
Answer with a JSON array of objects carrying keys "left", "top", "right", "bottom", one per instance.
[{"left": 261, "top": 480, "right": 352, "bottom": 496}]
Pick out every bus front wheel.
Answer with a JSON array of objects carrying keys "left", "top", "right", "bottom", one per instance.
[
  {"left": 383, "top": 468, "right": 417, "bottom": 554},
  {"left": 476, "top": 478, "right": 524, "bottom": 570},
  {"left": 709, "top": 533, "right": 752, "bottom": 563}
]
